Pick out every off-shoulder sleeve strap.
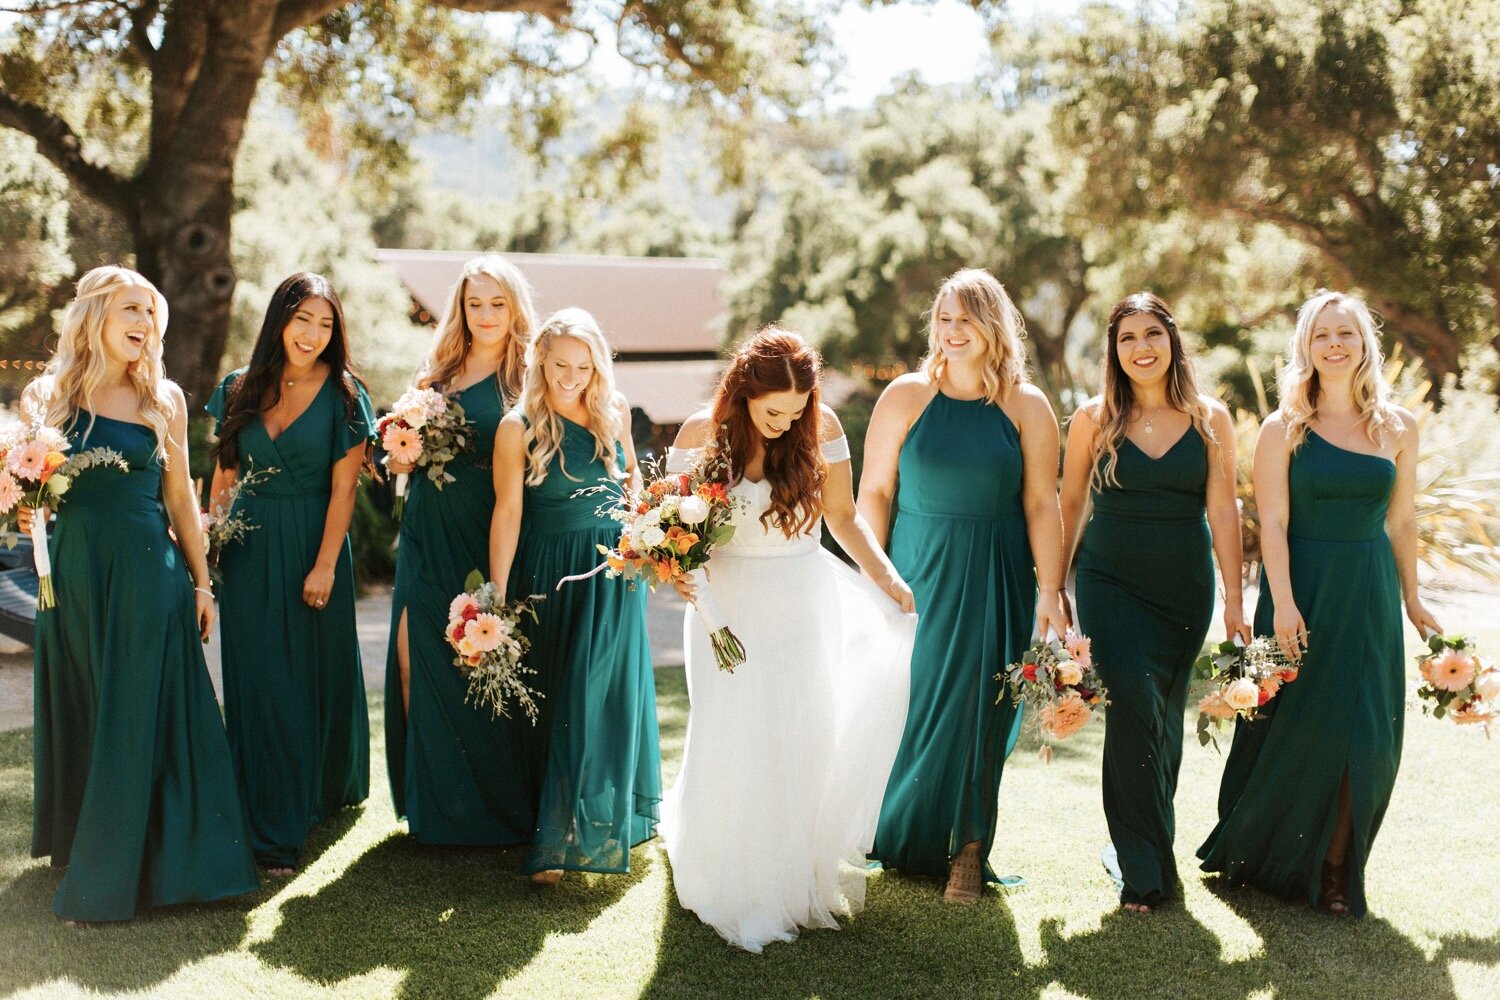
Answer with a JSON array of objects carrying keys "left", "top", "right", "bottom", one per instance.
[
  {"left": 821, "top": 434, "right": 851, "bottom": 463},
  {"left": 666, "top": 446, "right": 703, "bottom": 474},
  {"left": 334, "top": 376, "right": 377, "bottom": 454},
  {"left": 204, "top": 370, "right": 242, "bottom": 436}
]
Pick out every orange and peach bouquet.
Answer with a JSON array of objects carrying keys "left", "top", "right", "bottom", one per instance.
[
  {"left": 0, "top": 424, "right": 128, "bottom": 610},
  {"left": 1194, "top": 636, "right": 1299, "bottom": 750},
  {"left": 445, "top": 570, "right": 544, "bottom": 722},
  {"left": 1000, "top": 630, "right": 1107, "bottom": 761},
  {"left": 1415, "top": 633, "right": 1497, "bottom": 734},
  {"left": 377, "top": 387, "right": 473, "bottom": 518},
  {"left": 566, "top": 450, "right": 747, "bottom": 672}
]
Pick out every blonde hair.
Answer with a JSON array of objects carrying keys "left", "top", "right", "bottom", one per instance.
[
  {"left": 417, "top": 255, "right": 536, "bottom": 401},
  {"left": 920, "top": 268, "right": 1028, "bottom": 404},
  {"left": 518, "top": 308, "right": 622, "bottom": 485},
  {"left": 1278, "top": 290, "right": 1396, "bottom": 451},
  {"left": 24, "top": 266, "right": 175, "bottom": 462}
]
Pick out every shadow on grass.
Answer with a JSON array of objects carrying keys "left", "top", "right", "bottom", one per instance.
[{"left": 255, "top": 833, "right": 646, "bottom": 1000}]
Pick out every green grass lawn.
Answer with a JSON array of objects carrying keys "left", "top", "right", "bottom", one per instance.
[{"left": 2, "top": 639, "right": 1499, "bottom": 1000}]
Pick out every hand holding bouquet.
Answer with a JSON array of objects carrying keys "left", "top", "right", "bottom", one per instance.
[
  {"left": 199, "top": 465, "right": 277, "bottom": 583},
  {"left": 1194, "top": 636, "right": 1300, "bottom": 749},
  {"left": 1415, "top": 632, "right": 1496, "bottom": 733},
  {"left": 378, "top": 387, "right": 472, "bottom": 518},
  {"left": 446, "top": 570, "right": 544, "bottom": 721},
  {"left": 1000, "top": 629, "right": 1107, "bottom": 762}
]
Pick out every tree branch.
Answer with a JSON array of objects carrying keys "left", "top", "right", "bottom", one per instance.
[
  {"left": 0, "top": 87, "right": 131, "bottom": 216},
  {"left": 127, "top": 0, "right": 161, "bottom": 66}
]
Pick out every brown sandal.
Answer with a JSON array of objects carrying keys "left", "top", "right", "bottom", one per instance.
[{"left": 944, "top": 845, "right": 983, "bottom": 904}]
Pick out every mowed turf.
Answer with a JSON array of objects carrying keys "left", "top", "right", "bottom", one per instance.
[{"left": 1, "top": 629, "right": 1497, "bottom": 1000}]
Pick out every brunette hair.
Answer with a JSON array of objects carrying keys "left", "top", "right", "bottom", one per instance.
[
  {"left": 711, "top": 325, "right": 825, "bottom": 537},
  {"left": 212, "top": 272, "right": 365, "bottom": 470}
]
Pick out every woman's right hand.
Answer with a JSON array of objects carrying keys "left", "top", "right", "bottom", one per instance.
[
  {"left": 673, "top": 575, "right": 697, "bottom": 602},
  {"left": 1272, "top": 603, "right": 1308, "bottom": 662},
  {"left": 878, "top": 571, "right": 915, "bottom": 614},
  {"left": 16, "top": 505, "right": 38, "bottom": 535},
  {"left": 386, "top": 459, "right": 415, "bottom": 475}
]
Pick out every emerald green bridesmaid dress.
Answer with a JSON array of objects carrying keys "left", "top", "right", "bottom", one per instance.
[
  {"left": 1198, "top": 432, "right": 1403, "bottom": 917},
  {"left": 508, "top": 416, "right": 661, "bottom": 874},
  {"left": 32, "top": 413, "right": 260, "bottom": 921},
  {"left": 871, "top": 391, "right": 1036, "bottom": 883},
  {"left": 1075, "top": 430, "right": 1214, "bottom": 907},
  {"left": 384, "top": 376, "right": 530, "bottom": 844},
  {"left": 207, "top": 370, "right": 375, "bottom": 868}
]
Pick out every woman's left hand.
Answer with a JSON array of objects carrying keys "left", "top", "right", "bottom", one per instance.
[
  {"left": 303, "top": 563, "right": 335, "bottom": 610},
  {"left": 195, "top": 589, "right": 216, "bottom": 642},
  {"left": 1224, "top": 602, "right": 1253, "bottom": 645},
  {"left": 1406, "top": 599, "right": 1442, "bottom": 639},
  {"left": 1036, "top": 589, "right": 1071, "bottom": 640}
]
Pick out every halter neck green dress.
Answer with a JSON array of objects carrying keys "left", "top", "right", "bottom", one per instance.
[
  {"left": 1198, "top": 432, "right": 1403, "bottom": 918},
  {"left": 1075, "top": 429, "right": 1214, "bottom": 907},
  {"left": 507, "top": 416, "right": 660, "bottom": 874},
  {"left": 31, "top": 412, "right": 260, "bottom": 921},
  {"left": 207, "top": 370, "right": 375, "bottom": 869},
  {"left": 384, "top": 376, "right": 527, "bottom": 844},
  {"left": 872, "top": 391, "right": 1036, "bottom": 883}
]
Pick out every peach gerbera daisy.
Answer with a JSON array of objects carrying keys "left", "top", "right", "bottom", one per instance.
[
  {"left": 1422, "top": 648, "right": 1477, "bottom": 693},
  {"left": 0, "top": 470, "right": 20, "bottom": 515},
  {"left": 464, "top": 613, "right": 506, "bottom": 653},
  {"left": 7, "top": 439, "right": 49, "bottom": 481},
  {"left": 1039, "top": 691, "right": 1092, "bottom": 740},
  {"left": 382, "top": 425, "right": 423, "bottom": 465}
]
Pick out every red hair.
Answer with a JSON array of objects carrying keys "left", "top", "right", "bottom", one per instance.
[{"left": 711, "top": 326, "right": 826, "bottom": 537}]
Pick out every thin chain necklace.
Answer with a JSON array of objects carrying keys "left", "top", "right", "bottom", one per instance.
[{"left": 1136, "top": 404, "right": 1172, "bottom": 434}]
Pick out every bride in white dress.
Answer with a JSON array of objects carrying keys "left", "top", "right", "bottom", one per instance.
[{"left": 659, "top": 326, "right": 917, "bottom": 953}]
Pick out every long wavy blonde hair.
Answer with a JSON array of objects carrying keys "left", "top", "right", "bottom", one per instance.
[
  {"left": 1088, "top": 292, "right": 1215, "bottom": 491},
  {"left": 1278, "top": 290, "right": 1397, "bottom": 451},
  {"left": 518, "top": 308, "right": 622, "bottom": 485},
  {"left": 24, "top": 265, "right": 175, "bottom": 462},
  {"left": 417, "top": 255, "right": 536, "bottom": 401},
  {"left": 920, "top": 268, "right": 1028, "bottom": 404}
]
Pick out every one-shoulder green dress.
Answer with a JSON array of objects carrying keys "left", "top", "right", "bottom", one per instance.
[
  {"left": 31, "top": 413, "right": 260, "bottom": 921},
  {"left": 872, "top": 391, "right": 1036, "bottom": 883},
  {"left": 1076, "top": 430, "right": 1214, "bottom": 906},
  {"left": 385, "top": 376, "right": 528, "bottom": 844},
  {"left": 208, "top": 370, "right": 375, "bottom": 869},
  {"left": 1198, "top": 432, "right": 1403, "bottom": 917},
  {"left": 507, "top": 417, "right": 660, "bottom": 874}
]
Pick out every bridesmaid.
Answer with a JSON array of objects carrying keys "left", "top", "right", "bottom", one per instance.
[
  {"left": 208, "top": 272, "right": 376, "bottom": 874},
  {"left": 488, "top": 307, "right": 661, "bottom": 882},
  {"left": 384, "top": 255, "right": 536, "bottom": 844},
  {"left": 1058, "top": 292, "right": 1246, "bottom": 914},
  {"left": 1198, "top": 290, "right": 1440, "bottom": 916},
  {"left": 26, "top": 266, "right": 259, "bottom": 922},
  {"left": 862, "top": 268, "right": 1070, "bottom": 902}
]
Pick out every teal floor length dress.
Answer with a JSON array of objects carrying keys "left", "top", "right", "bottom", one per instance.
[
  {"left": 32, "top": 413, "right": 259, "bottom": 921},
  {"left": 507, "top": 417, "right": 661, "bottom": 874},
  {"left": 872, "top": 391, "right": 1036, "bottom": 882},
  {"left": 208, "top": 371, "right": 374, "bottom": 868},
  {"left": 384, "top": 376, "right": 530, "bottom": 843},
  {"left": 1198, "top": 432, "right": 1404, "bottom": 917},
  {"left": 1076, "top": 430, "right": 1214, "bottom": 906}
]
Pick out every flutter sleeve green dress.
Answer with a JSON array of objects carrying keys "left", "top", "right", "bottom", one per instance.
[
  {"left": 1075, "top": 430, "right": 1215, "bottom": 907},
  {"left": 1198, "top": 432, "right": 1403, "bottom": 917},
  {"left": 31, "top": 412, "right": 260, "bottom": 922},
  {"left": 207, "top": 369, "right": 374, "bottom": 869},
  {"left": 384, "top": 375, "right": 529, "bottom": 844},
  {"left": 507, "top": 416, "right": 661, "bottom": 875},
  {"left": 871, "top": 390, "right": 1036, "bottom": 883}
]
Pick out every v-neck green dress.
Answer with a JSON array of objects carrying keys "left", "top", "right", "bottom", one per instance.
[
  {"left": 31, "top": 412, "right": 260, "bottom": 921},
  {"left": 207, "top": 369, "right": 375, "bottom": 868},
  {"left": 508, "top": 416, "right": 661, "bottom": 874},
  {"left": 1199, "top": 432, "right": 1403, "bottom": 918},
  {"left": 384, "top": 375, "right": 528, "bottom": 844},
  {"left": 871, "top": 391, "right": 1036, "bottom": 883},
  {"left": 1076, "top": 429, "right": 1214, "bottom": 907}
]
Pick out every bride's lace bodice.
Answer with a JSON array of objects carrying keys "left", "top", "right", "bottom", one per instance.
[{"left": 666, "top": 436, "right": 851, "bottom": 554}]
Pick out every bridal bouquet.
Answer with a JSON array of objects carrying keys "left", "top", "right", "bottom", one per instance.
[
  {"left": 377, "top": 387, "right": 472, "bottom": 518},
  {"left": 1194, "top": 636, "right": 1300, "bottom": 749},
  {"left": 199, "top": 465, "right": 277, "bottom": 583},
  {"left": 563, "top": 449, "right": 746, "bottom": 672},
  {"left": 445, "top": 570, "right": 544, "bottom": 721},
  {"left": 1415, "top": 633, "right": 1497, "bottom": 733},
  {"left": 1000, "top": 630, "right": 1107, "bottom": 761},
  {"left": 0, "top": 424, "right": 128, "bottom": 609}
]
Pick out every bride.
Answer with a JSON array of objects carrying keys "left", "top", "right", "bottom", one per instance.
[{"left": 659, "top": 326, "right": 917, "bottom": 953}]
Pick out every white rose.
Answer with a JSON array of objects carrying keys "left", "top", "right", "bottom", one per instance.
[
  {"left": 406, "top": 411, "right": 428, "bottom": 430},
  {"left": 1476, "top": 670, "right": 1500, "bottom": 704},
  {"left": 641, "top": 525, "right": 667, "bottom": 548},
  {"left": 678, "top": 495, "right": 710, "bottom": 525},
  {"left": 1223, "top": 677, "right": 1260, "bottom": 712},
  {"left": 642, "top": 507, "right": 663, "bottom": 526},
  {"left": 47, "top": 473, "right": 71, "bottom": 496}
]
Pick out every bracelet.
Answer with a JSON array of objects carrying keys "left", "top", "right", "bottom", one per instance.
[{"left": 194, "top": 586, "right": 214, "bottom": 598}]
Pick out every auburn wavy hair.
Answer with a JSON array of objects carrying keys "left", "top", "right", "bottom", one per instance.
[{"left": 711, "top": 326, "right": 825, "bottom": 538}]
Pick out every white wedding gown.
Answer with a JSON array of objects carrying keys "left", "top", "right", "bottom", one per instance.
[{"left": 659, "top": 438, "right": 916, "bottom": 953}]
